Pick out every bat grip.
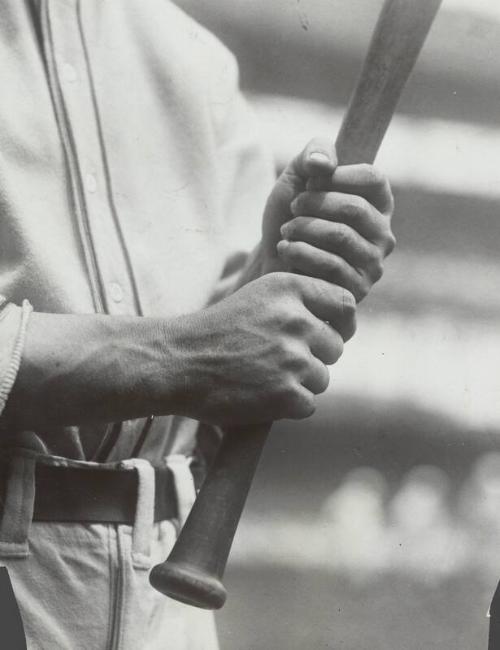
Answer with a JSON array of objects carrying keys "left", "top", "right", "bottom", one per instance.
[
  {"left": 150, "top": 0, "right": 442, "bottom": 609},
  {"left": 149, "top": 423, "right": 270, "bottom": 609}
]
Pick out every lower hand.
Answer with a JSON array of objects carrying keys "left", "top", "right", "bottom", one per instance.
[{"left": 164, "top": 272, "right": 355, "bottom": 427}]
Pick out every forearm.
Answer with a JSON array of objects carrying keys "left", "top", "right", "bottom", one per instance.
[{"left": 2, "top": 312, "right": 180, "bottom": 430}]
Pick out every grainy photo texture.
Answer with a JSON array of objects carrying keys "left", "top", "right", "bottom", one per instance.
[{"left": 0, "top": 1, "right": 498, "bottom": 649}]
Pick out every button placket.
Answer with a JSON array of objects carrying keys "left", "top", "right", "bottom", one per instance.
[
  {"left": 48, "top": 0, "right": 139, "bottom": 317},
  {"left": 84, "top": 172, "right": 98, "bottom": 194},
  {"left": 109, "top": 282, "right": 124, "bottom": 304},
  {"left": 61, "top": 62, "right": 78, "bottom": 83}
]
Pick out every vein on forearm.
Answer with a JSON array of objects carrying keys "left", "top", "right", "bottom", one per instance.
[{"left": 2, "top": 312, "right": 176, "bottom": 430}]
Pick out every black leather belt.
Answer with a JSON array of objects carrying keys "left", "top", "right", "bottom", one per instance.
[{"left": 0, "top": 463, "right": 179, "bottom": 524}]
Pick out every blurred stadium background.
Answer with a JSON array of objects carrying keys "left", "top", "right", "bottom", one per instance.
[{"left": 176, "top": 1, "right": 500, "bottom": 647}]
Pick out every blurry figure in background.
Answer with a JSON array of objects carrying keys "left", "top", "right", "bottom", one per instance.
[
  {"left": 459, "top": 453, "right": 500, "bottom": 575},
  {"left": 461, "top": 454, "right": 500, "bottom": 649},
  {"left": 460, "top": 453, "right": 500, "bottom": 535},
  {"left": 322, "top": 467, "right": 390, "bottom": 578},
  {"left": 320, "top": 464, "right": 473, "bottom": 583},
  {"left": 0, "top": 1, "right": 394, "bottom": 648},
  {"left": 388, "top": 465, "right": 469, "bottom": 580}
]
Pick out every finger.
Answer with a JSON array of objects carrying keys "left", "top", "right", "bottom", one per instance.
[
  {"left": 279, "top": 385, "right": 317, "bottom": 420},
  {"left": 277, "top": 240, "right": 370, "bottom": 302},
  {"left": 302, "top": 357, "right": 331, "bottom": 394},
  {"left": 280, "top": 216, "right": 383, "bottom": 275},
  {"left": 307, "top": 163, "right": 394, "bottom": 216},
  {"left": 309, "top": 320, "right": 344, "bottom": 365},
  {"left": 286, "top": 137, "right": 338, "bottom": 182},
  {"left": 291, "top": 191, "right": 384, "bottom": 244},
  {"left": 293, "top": 275, "right": 357, "bottom": 342},
  {"left": 282, "top": 301, "right": 345, "bottom": 364}
]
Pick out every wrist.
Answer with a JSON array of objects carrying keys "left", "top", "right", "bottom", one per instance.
[
  {"left": 136, "top": 316, "right": 188, "bottom": 417},
  {"left": 231, "top": 241, "right": 278, "bottom": 291}
]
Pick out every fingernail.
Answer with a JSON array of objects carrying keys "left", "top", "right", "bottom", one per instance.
[
  {"left": 309, "top": 152, "right": 330, "bottom": 164},
  {"left": 280, "top": 223, "right": 290, "bottom": 239}
]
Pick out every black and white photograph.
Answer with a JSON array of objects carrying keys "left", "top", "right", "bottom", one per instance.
[{"left": 0, "top": 1, "right": 499, "bottom": 648}]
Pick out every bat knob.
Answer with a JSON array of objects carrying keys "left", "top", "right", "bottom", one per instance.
[{"left": 149, "top": 560, "right": 227, "bottom": 610}]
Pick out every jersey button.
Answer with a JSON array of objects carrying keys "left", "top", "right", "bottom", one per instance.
[
  {"left": 62, "top": 63, "right": 77, "bottom": 83},
  {"left": 109, "top": 282, "right": 124, "bottom": 303},
  {"left": 85, "top": 173, "right": 98, "bottom": 194}
]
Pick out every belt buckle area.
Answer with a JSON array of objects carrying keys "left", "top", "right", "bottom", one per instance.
[
  {"left": 33, "top": 464, "right": 139, "bottom": 524},
  {"left": 0, "top": 459, "right": 180, "bottom": 525}
]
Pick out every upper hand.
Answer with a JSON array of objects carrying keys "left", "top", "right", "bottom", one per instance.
[{"left": 261, "top": 137, "right": 395, "bottom": 301}]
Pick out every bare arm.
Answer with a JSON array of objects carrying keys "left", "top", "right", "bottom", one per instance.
[
  {"left": 2, "top": 312, "right": 179, "bottom": 429},
  {"left": 3, "top": 139, "right": 393, "bottom": 434},
  {"left": 2, "top": 272, "right": 352, "bottom": 432}
]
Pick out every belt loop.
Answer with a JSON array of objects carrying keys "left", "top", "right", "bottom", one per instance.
[
  {"left": 0, "top": 456, "right": 36, "bottom": 558},
  {"left": 121, "top": 459, "right": 155, "bottom": 570},
  {"left": 165, "top": 454, "right": 196, "bottom": 527}
]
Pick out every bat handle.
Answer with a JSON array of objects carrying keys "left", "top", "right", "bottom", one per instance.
[
  {"left": 150, "top": 0, "right": 443, "bottom": 609},
  {"left": 149, "top": 423, "right": 271, "bottom": 609}
]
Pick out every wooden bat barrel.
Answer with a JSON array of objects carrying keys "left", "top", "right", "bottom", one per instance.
[{"left": 149, "top": 0, "right": 443, "bottom": 610}]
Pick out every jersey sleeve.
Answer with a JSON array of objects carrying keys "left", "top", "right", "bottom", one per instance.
[
  {"left": 0, "top": 297, "right": 32, "bottom": 416},
  {"left": 207, "top": 45, "right": 276, "bottom": 300}
]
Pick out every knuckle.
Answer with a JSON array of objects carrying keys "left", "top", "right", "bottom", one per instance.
[
  {"left": 273, "top": 380, "right": 294, "bottom": 407},
  {"left": 294, "top": 272, "right": 315, "bottom": 296},
  {"left": 261, "top": 271, "right": 278, "bottom": 289},
  {"left": 340, "top": 290, "right": 357, "bottom": 339},
  {"left": 291, "top": 192, "right": 307, "bottom": 216},
  {"left": 284, "top": 217, "right": 299, "bottom": 238},
  {"left": 314, "top": 278, "right": 334, "bottom": 306},
  {"left": 374, "top": 259, "right": 384, "bottom": 281},
  {"left": 359, "top": 162, "right": 374, "bottom": 178},
  {"left": 386, "top": 188, "right": 395, "bottom": 215},
  {"left": 353, "top": 280, "right": 370, "bottom": 302},
  {"left": 275, "top": 379, "right": 299, "bottom": 406},
  {"left": 328, "top": 339, "right": 344, "bottom": 365},
  {"left": 346, "top": 316, "right": 357, "bottom": 341},
  {"left": 368, "top": 255, "right": 384, "bottom": 282},
  {"left": 284, "top": 381, "right": 300, "bottom": 402},
  {"left": 275, "top": 335, "right": 293, "bottom": 359},
  {"left": 291, "top": 216, "right": 312, "bottom": 234},
  {"left": 327, "top": 256, "right": 346, "bottom": 284},
  {"left": 283, "top": 310, "right": 311, "bottom": 336},
  {"left": 342, "top": 194, "right": 369, "bottom": 222},
  {"left": 316, "top": 366, "right": 331, "bottom": 393},
  {"left": 286, "top": 240, "right": 306, "bottom": 261},
  {"left": 331, "top": 338, "right": 344, "bottom": 363},
  {"left": 272, "top": 271, "right": 298, "bottom": 292},
  {"left": 372, "top": 220, "right": 395, "bottom": 254},
  {"left": 266, "top": 273, "right": 303, "bottom": 305},
  {"left": 385, "top": 231, "right": 397, "bottom": 255},
  {"left": 320, "top": 324, "right": 344, "bottom": 364},
  {"left": 298, "top": 353, "right": 313, "bottom": 374},
  {"left": 362, "top": 164, "right": 385, "bottom": 187},
  {"left": 287, "top": 345, "right": 310, "bottom": 373},
  {"left": 328, "top": 222, "right": 350, "bottom": 248},
  {"left": 341, "top": 288, "right": 356, "bottom": 316},
  {"left": 292, "top": 392, "right": 316, "bottom": 419},
  {"left": 274, "top": 271, "right": 292, "bottom": 284}
]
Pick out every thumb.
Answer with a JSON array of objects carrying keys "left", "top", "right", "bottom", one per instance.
[
  {"left": 285, "top": 137, "right": 337, "bottom": 184},
  {"left": 261, "top": 138, "right": 337, "bottom": 267}
]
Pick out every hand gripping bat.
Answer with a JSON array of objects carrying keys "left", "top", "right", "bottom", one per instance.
[{"left": 150, "top": 0, "right": 443, "bottom": 609}]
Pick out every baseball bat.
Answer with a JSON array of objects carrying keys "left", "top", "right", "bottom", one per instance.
[{"left": 150, "top": 0, "right": 443, "bottom": 609}]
